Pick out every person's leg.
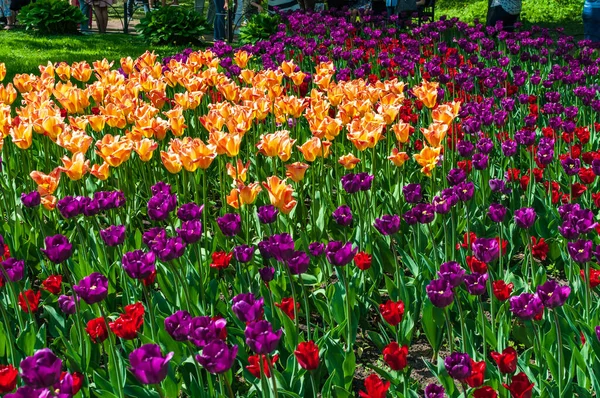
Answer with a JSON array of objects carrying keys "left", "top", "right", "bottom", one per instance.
[
  {"left": 583, "top": 5, "right": 600, "bottom": 42},
  {"left": 80, "top": 0, "right": 90, "bottom": 31},
  {"left": 213, "top": 0, "right": 225, "bottom": 40}
]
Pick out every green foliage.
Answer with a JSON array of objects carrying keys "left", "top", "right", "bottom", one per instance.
[
  {"left": 136, "top": 6, "right": 210, "bottom": 45},
  {"left": 19, "top": 0, "right": 86, "bottom": 35},
  {"left": 239, "top": 13, "right": 280, "bottom": 44}
]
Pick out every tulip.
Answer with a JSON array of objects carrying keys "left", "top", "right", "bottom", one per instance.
[
  {"left": 359, "top": 374, "right": 390, "bottom": 398},
  {"left": 402, "top": 183, "right": 422, "bottom": 203},
  {"left": 488, "top": 203, "right": 507, "bottom": 223},
  {"left": 73, "top": 273, "right": 108, "bottom": 305},
  {"left": 373, "top": 214, "right": 401, "bottom": 235},
  {"left": 129, "top": 344, "right": 174, "bottom": 385},
  {"left": 196, "top": 341, "right": 238, "bottom": 374},
  {"left": 490, "top": 347, "right": 517, "bottom": 374},
  {"left": 100, "top": 225, "right": 126, "bottom": 247},
  {"left": 188, "top": 316, "right": 228, "bottom": 348},
  {"left": 514, "top": 208, "right": 536, "bottom": 229},
  {"left": 294, "top": 341, "right": 319, "bottom": 370},
  {"left": 444, "top": 352, "right": 472, "bottom": 380},
  {"left": 244, "top": 320, "right": 282, "bottom": 354},
  {"left": 57, "top": 295, "right": 77, "bottom": 315},
  {"left": 217, "top": 213, "right": 242, "bottom": 237},
  {"left": 325, "top": 241, "right": 357, "bottom": 267},
  {"left": 1, "top": 258, "right": 24, "bottom": 282},
  {"left": 379, "top": 300, "right": 405, "bottom": 326},
  {"left": 233, "top": 245, "right": 254, "bottom": 263},
  {"left": 19, "top": 349, "right": 62, "bottom": 388},
  {"left": 164, "top": 310, "right": 192, "bottom": 342},
  {"left": 503, "top": 372, "right": 534, "bottom": 398},
  {"left": 86, "top": 318, "right": 108, "bottom": 343},
  {"left": 257, "top": 205, "right": 279, "bottom": 224},
  {"left": 536, "top": 279, "right": 570, "bottom": 308},
  {"left": 0, "top": 364, "right": 17, "bottom": 394},
  {"left": 232, "top": 293, "right": 264, "bottom": 323},
  {"left": 509, "top": 293, "right": 543, "bottom": 320},
  {"left": 424, "top": 384, "right": 445, "bottom": 398},
  {"left": 426, "top": 279, "right": 454, "bottom": 308},
  {"left": 177, "top": 203, "right": 203, "bottom": 221},
  {"left": 332, "top": 205, "right": 353, "bottom": 227},
  {"left": 287, "top": 251, "right": 310, "bottom": 275},
  {"left": 177, "top": 220, "right": 203, "bottom": 244},
  {"left": 20, "top": 191, "right": 41, "bottom": 208},
  {"left": 382, "top": 342, "right": 408, "bottom": 371}
]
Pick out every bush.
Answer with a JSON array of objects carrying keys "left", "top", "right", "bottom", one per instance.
[
  {"left": 239, "top": 13, "right": 280, "bottom": 44},
  {"left": 19, "top": 0, "right": 86, "bottom": 35},
  {"left": 136, "top": 6, "right": 210, "bottom": 45}
]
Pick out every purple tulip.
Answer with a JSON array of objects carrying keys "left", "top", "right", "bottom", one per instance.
[
  {"left": 444, "top": 352, "right": 472, "bottom": 380},
  {"left": 143, "top": 227, "right": 167, "bottom": 249},
  {"left": 57, "top": 196, "right": 83, "bottom": 219},
  {"left": 233, "top": 245, "right": 254, "bottom": 263},
  {"left": 455, "top": 181, "right": 474, "bottom": 201},
  {"left": 151, "top": 181, "right": 172, "bottom": 195},
  {"left": 19, "top": 348, "right": 63, "bottom": 388},
  {"left": 325, "top": 241, "right": 357, "bottom": 267},
  {"left": 438, "top": 262, "right": 465, "bottom": 288},
  {"left": 147, "top": 192, "right": 177, "bottom": 221},
  {"left": 21, "top": 191, "right": 41, "bottom": 208},
  {"left": 308, "top": 242, "right": 325, "bottom": 257},
  {"left": 472, "top": 237, "right": 500, "bottom": 263},
  {"left": 217, "top": 213, "right": 242, "bottom": 237},
  {"left": 596, "top": 326, "right": 600, "bottom": 341},
  {"left": 402, "top": 183, "right": 422, "bottom": 203},
  {"left": 424, "top": 384, "right": 445, "bottom": 398},
  {"left": 476, "top": 138, "right": 494, "bottom": 154},
  {"left": 196, "top": 340, "right": 238, "bottom": 374},
  {"left": 129, "top": 344, "right": 174, "bottom": 384},
  {"left": 73, "top": 272, "right": 108, "bottom": 304},
  {"left": 537, "top": 279, "right": 570, "bottom": 308},
  {"left": 472, "top": 153, "right": 489, "bottom": 170},
  {"left": 332, "top": 205, "right": 353, "bottom": 227},
  {"left": 446, "top": 168, "right": 467, "bottom": 186},
  {"left": 464, "top": 272, "right": 489, "bottom": 295},
  {"left": 41, "top": 235, "right": 73, "bottom": 264},
  {"left": 426, "top": 279, "right": 454, "bottom": 308},
  {"left": 257, "top": 205, "right": 279, "bottom": 224},
  {"left": 259, "top": 267, "right": 275, "bottom": 282},
  {"left": 58, "top": 295, "right": 77, "bottom": 315},
  {"left": 53, "top": 372, "right": 74, "bottom": 397},
  {"left": 287, "top": 250, "right": 310, "bottom": 275},
  {"left": 432, "top": 195, "right": 452, "bottom": 214},
  {"left": 1, "top": 258, "right": 24, "bottom": 282},
  {"left": 100, "top": 225, "right": 126, "bottom": 247},
  {"left": 232, "top": 293, "right": 264, "bottom": 323},
  {"left": 373, "top": 214, "right": 401, "bottom": 235},
  {"left": 567, "top": 240, "right": 593, "bottom": 263},
  {"left": 5, "top": 387, "right": 51, "bottom": 398},
  {"left": 357, "top": 172, "right": 374, "bottom": 191},
  {"left": 514, "top": 207, "right": 536, "bottom": 229},
  {"left": 341, "top": 173, "right": 360, "bottom": 194},
  {"left": 244, "top": 320, "right": 282, "bottom": 354},
  {"left": 501, "top": 140, "right": 517, "bottom": 157},
  {"left": 561, "top": 157, "right": 580, "bottom": 176},
  {"left": 177, "top": 203, "right": 203, "bottom": 221},
  {"left": 177, "top": 220, "right": 203, "bottom": 244},
  {"left": 153, "top": 236, "right": 186, "bottom": 262},
  {"left": 122, "top": 250, "right": 156, "bottom": 280},
  {"left": 456, "top": 140, "right": 474, "bottom": 157},
  {"left": 267, "top": 234, "right": 295, "bottom": 262},
  {"left": 165, "top": 310, "right": 192, "bottom": 342},
  {"left": 413, "top": 203, "right": 436, "bottom": 224},
  {"left": 188, "top": 316, "right": 228, "bottom": 348},
  {"left": 510, "top": 293, "right": 544, "bottom": 320},
  {"left": 488, "top": 203, "right": 507, "bottom": 223}
]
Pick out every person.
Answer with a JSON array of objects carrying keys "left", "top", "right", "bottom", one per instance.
[
  {"left": 214, "top": 0, "right": 226, "bottom": 41},
  {"left": 386, "top": 0, "right": 397, "bottom": 18},
  {"left": 5, "top": 0, "right": 31, "bottom": 29},
  {"left": 0, "top": 0, "right": 11, "bottom": 26},
  {"left": 92, "top": 0, "right": 112, "bottom": 33},
  {"left": 397, "top": 0, "right": 424, "bottom": 27},
  {"left": 583, "top": 0, "right": 600, "bottom": 42},
  {"left": 486, "top": 0, "right": 521, "bottom": 31},
  {"left": 127, "top": 0, "right": 150, "bottom": 19}
]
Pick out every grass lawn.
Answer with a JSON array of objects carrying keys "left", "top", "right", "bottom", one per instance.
[{"left": 0, "top": 31, "right": 190, "bottom": 82}]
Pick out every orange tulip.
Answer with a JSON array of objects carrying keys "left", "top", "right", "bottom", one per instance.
[
  {"left": 388, "top": 148, "right": 410, "bottom": 167},
  {"left": 40, "top": 116, "right": 65, "bottom": 141},
  {"left": 285, "top": 162, "right": 309, "bottom": 182},
  {"left": 256, "top": 130, "right": 296, "bottom": 162},
  {"left": 41, "top": 195, "right": 57, "bottom": 211},
  {"left": 297, "top": 137, "right": 331, "bottom": 162},
  {"left": 71, "top": 61, "right": 92, "bottom": 82},
  {"left": 30, "top": 168, "right": 61, "bottom": 196},
  {"left": 240, "top": 69, "right": 255, "bottom": 85},
  {"left": 134, "top": 138, "right": 158, "bottom": 162},
  {"left": 88, "top": 115, "right": 106, "bottom": 133},
  {"left": 12, "top": 74, "right": 36, "bottom": 93},
  {"left": 60, "top": 152, "right": 90, "bottom": 180},
  {"left": 91, "top": 162, "right": 110, "bottom": 180},
  {"left": 227, "top": 183, "right": 262, "bottom": 208},
  {"left": 226, "top": 159, "right": 250, "bottom": 183},
  {"left": 262, "top": 176, "right": 297, "bottom": 214},
  {"left": 413, "top": 145, "right": 441, "bottom": 177},
  {"left": 160, "top": 151, "right": 183, "bottom": 174},
  {"left": 0, "top": 63, "right": 5, "bottom": 82},
  {"left": 234, "top": 50, "right": 252, "bottom": 68},
  {"left": 68, "top": 116, "right": 89, "bottom": 131},
  {"left": 100, "top": 104, "right": 127, "bottom": 129},
  {"left": 9, "top": 121, "right": 33, "bottom": 149},
  {"left": 57, "top": 128, "right": 93, "bottom": 154},
  {"left": 413, "top": 79, "right": 439, "bottom": 109},
  {"left": 164, "top": 108, "right": 187, "bottom": 137},
  {"left": 0, "top": 83, "right": 17, "bottom": 105},
  {"left": 432, "top": 101, "right": 461, "bottom": 125},
  {"left": 120, "top": 57, "right": 135, "bottom": 76},
  {"left": 421, "top": 123, "right": 448, "bottom": 148},
  {"left": 346, "top": 113, "right": 386, "bottom": 151},
  {"left": 392, "top": 121, "right": 411, "bottom": 144},
  {"left": 338, "top": 153, "right": 360, "bottom": 170},
  {"left": 173, "top": 138, "right": 217, "bottom": 172},
  {"left": 290, "top": 71, "right": 307, "bottom": 86},
  {"left": 55, "top": 62, "right": 71, "bottom": 81},
  {"left": 95, "top": 135, "right": 133, "bottom": 167},
  {"left": 223, "top": 133, "right": 243, "bottom": 157}
]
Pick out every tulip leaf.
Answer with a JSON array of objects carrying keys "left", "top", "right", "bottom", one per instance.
[{"left": 16, "top": 320, "right": 36, "bottom": 357}]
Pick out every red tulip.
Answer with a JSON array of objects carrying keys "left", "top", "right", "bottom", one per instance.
[
  {"left": 109, "top": 302, "right": 145, "bottom": 340},
  {"left": 492, "top": 280, "right": 514, "bottom": 301},
  {"left": 86, "top": 317, "right": 108, "bottom": 343},
  {"left": 580, "top": 268, "right": 600, "bottom": 288},
  {"left": 210, "top": 251, "right": 233, "bottom": 270},
  {"left": 490, "top": 347, "right": 517, "bottom": 374},
  {"left": 18, "top": 290, "right": 41, "bottom": 313},
  {"left": 60, "top": 371, "right": 83, "bottom": 395},
  {"left": 383, "top": 342, "right": 408, "bottom": 371},
  {"left": 142, "top": 269, "right": 157, "bottom": 286},
  {"left": 467, "top": 256, "right": 488, "bottom": 273},
  {"left": 246, "top": 354, "right": 278, "bottom": 378},
  {"left": 359, "top": 374, "right": 390, "bottom": 398},
  {"left": 354, "top": 251, "right": 372, "bottom": 270},
  {"left": 275, "top": 298, "right": 300, "bottom": 320},
  {"left": 530, "top": 237, "right": 549, "bottom": 261},
  {"left": 294, "top": 341, "right": 319, "bottom": 370},
  {"left": 379, "top": 300, "right": 405, "bottom": 326},
  {"left": 473, "top": 386, "right": 498, "bottom": 398},
  {"left": 465, "top": 359, "right": 486, "bottom": 388},
  {"left": 42, "top": 275, "right": 63, "bottom": 294},
  {"left": 0, "top": 364, "right": 18, "bottom": 393},
  {"left": 503, "top": 372, "right": 534, "bottom": 398}
]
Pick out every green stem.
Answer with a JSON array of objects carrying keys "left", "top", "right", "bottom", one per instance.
[
  {"left": 342, "top": 266, "right": 353, "bottom": 353},
  {"left": 142, "top": 284, "right": 157, "bottom": 341},
  {"left": 266, "top": 355, "right": 279, "bottom": 398},
  {"left": 300, "top": 276, "right": 311, "bottom": 341},
  {"left": 553, "top": 310, "right": 564, "bottom": 395},
  {"left": 455, "top": 293, "right": 468, "bottom": 354},
  {"left": 283, "top": 263, "right": 300, "bottom": 336},
  {"left": 444, "top": 307, "right": 454, "bottom": 354}
]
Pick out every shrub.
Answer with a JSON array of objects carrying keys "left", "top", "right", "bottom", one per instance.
[
  {"left": 19, "top": 0, "right": 86, "bottom": 35},
  {"left": 136, "top": 6, "right": 210, "bottom": 45},
  {"left": 239, "top": 13, "right": 280, "bottom": 44}
]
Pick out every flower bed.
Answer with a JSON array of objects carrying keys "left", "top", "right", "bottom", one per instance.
[{"left": 0, "top": 10, "right": 599, "bottom": 398}]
